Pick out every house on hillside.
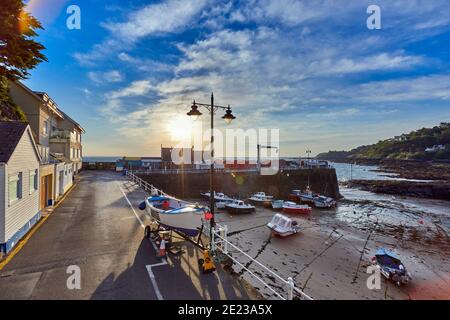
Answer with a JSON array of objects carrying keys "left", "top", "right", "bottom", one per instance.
[
  {"left": 0, "top": 122, "right": 41, "bottom": 256},
  {"left": 425, "top": 145, "right": 446, "bottom": 153}
]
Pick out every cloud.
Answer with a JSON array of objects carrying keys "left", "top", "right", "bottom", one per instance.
[
  {"left": 83, "top": 0, "right": 450, "bottom": 155},
  {"left": 103, "top": 0, "right": 208, "bottom": 40},
  {"left": 110, "top": 80, "right": 153, "bottom": 99},
  {"left": 75, "top": 0, "right": 208, "bottom": 64},
  {"left": 88, "top": 70, "right": 124, "bottom": 84}
]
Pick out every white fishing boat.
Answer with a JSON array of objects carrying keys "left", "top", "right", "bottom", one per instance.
[
  {"left": 248, "top": 192, "right": 274, "bottom": 204},
  {"left": 271, "top": 200, "right": 284, "bottom": 210},
  {"left": 143, "top": 196, "right": 206, "bottom": 236},
  {"left": 282, "top": 201, "right": 312, "bottom": 214},
  {"left": 225, "top": 199, "right": 255, "bottom": 214},
  {"left": 267, "top": 214, "right": 300, "bottom": 237},
  {"left": 201, "top": 191, "right": 233, "bottom": 202},
  {"left": 215, "top": 201, "right": 228, "bottom": 209},
  {"left": 313, "top": 195, "right": 336, "bottom": 208}
]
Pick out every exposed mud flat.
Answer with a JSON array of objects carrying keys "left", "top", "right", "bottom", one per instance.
[{"left": 206, "top": 191, "right": 450, "bottom": 300}]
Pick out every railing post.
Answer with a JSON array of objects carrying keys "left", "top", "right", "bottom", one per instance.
[
  {"left": 287, "top": 277, "right": 294, "bottom": 300},
  {"left": 223, "top": 225, "right": 228, "bottom": 255},
  {"left": 211, "top": 226, "right": 215, "bottom": 252}
]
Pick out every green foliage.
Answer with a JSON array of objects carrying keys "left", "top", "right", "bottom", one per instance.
[
  {"left": 0, "top": 0, "right": 47, "bottom": 81},
  {"left": 317, "top": 122, "right": 450, "bottom": 160},
  {"left": 0, "top": 77, "right": 27, "bottom": 122}
]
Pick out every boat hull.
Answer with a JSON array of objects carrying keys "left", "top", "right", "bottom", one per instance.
[
  {"left": 282, "top": 207, "right": 311, "bottom": 214},
  {"left": 145, "top": 200, "right": 204, "bottom": 237},
  {"left": 225, "top": 206, "right": 255, "bottom": 214}
]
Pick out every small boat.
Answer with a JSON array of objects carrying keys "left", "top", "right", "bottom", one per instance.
[
  {"left": 282, "top": 201, "right": 311, "bottom": 214},
  {"left": 225, "top": 199, "right": 255, "bottom": 214},
  {"left": 248, "top": 192, "right": 274, "bottom": 205},
  {"left": 299, "top": 186, "right": 315, "bottom": 203},
  {"left": 288, "top": 189, "right": 302, "bottom": 202},
  {"left": 201, "top": 191, "right": 233, "bottom": 202},
  {"left": 271, "top": 200, "right": 284, "bottom": 210},
  {"left": 313, "top": 195, "right": 336, "bottom": 208},
  {"left": 215, "top": 201, "right": 228, "bottom": 209},
  {"left": 372, "top": 248, "right": 412, "bottom": 286},
  {"left": 267, "top": 214, "right": 300, "bottom": 237},
  {"left": 144, "top": 196, "right": 206, "bottom": 237}
]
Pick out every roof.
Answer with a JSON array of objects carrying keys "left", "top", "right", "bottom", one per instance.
[
  {"left": 0, "top": 121, "right": 29, "bottom": 163},
  {"left": 58, "top": 109, "right": 86, "bottom": 133}
]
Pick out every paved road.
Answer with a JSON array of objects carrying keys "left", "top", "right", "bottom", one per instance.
[{"left": 0, "top": 171, "right": 252, "bottom": 300}]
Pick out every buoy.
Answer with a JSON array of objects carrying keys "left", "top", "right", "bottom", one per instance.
[{"left": 157, "top": 239, "right": 166, "bottom": 257}]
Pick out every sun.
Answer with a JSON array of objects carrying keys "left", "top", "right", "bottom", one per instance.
[{"left": 167, "top": 115, "right": 194, "bottom": 141}]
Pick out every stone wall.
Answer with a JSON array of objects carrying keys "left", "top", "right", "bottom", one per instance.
[{"left": 137, "top": 168, "right": 340, "bottom": 199}]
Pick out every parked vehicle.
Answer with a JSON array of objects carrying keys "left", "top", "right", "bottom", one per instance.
[
  {"left": 372, "top": 248, "right": 412, "bottom": 286},
  {"left": 267, "top": 214, "right": 300, "bottom": 237},
  {"left": 225, "top": 199, "right": 255, "bottom": 214},
  {"left": 282, "top": 201, "right": 312, "bottom": 214}
]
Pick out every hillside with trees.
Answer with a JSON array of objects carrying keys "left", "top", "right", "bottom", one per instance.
[{"left": 317, "top": 122, "right": 450, "bottom": 160}]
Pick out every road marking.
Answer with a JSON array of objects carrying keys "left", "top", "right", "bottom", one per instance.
[
  {"left": 146, "top": 261, "right": 167, "bottom": 300},
  {"left": 117, "top": 181, "right": 167, "bottom": 300},
  {"left": 117, "top": 183, "right": 145, "bottom": 228}
]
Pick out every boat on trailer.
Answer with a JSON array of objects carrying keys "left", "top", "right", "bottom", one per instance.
[
  {"left": 248, "top": 192, "right": 274, "bottom": 205},
  {"left": 143, "top": 196, "right": 206, "bottom": 237},
  {"left": 267, "top": 214, "right": 300, "bottom": 237},
  {"left": 225, "top": 199, "right": 255, "bottom": 214},
  {"left": 372, "top": 248, "right": 412, "bottom": 286},
  {"left": 282, "top": 201, "right": 312, "bottom": 214}
]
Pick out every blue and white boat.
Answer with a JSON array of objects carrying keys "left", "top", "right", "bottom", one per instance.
[
  {"left": 144, "top": 196, "right": 206, "bottom": 237},
  {"left": 372, "top": 248, "right": 412, "bottom": 286}
]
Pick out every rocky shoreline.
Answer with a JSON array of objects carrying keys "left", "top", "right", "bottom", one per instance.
[{"left": 345, "top": 179, "right": 450, "bottom": 201}]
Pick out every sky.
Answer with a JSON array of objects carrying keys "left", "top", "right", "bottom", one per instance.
[{"left": 21, "top": 0, "right": 450, "bottom": 157}]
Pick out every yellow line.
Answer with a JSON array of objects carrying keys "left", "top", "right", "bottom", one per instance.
[{"left": 0, "top": 181, "right": 78, "bottom": 270}]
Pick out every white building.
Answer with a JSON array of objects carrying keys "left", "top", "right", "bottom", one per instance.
[
  {"left": 425, "top": 145, "right": 446, "bottom": 153},
  {"left": 0, "top": 122, "right": 41, "bottom": 255}
]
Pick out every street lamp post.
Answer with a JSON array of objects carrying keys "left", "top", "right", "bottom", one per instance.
[{"left": 187, "top": 93, "right": 235, "bottom": 232}]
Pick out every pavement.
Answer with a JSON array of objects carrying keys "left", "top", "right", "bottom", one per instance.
[{"left": 0, "top": 171, "right": 255, "bottom": 300}]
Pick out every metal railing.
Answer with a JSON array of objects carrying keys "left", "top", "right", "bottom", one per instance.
[
  {"left": 128, "top": 166, "right": 333, "bottom": 176},
  {"left": 125, "top": 170, "right": 313, "bottom": 300}
]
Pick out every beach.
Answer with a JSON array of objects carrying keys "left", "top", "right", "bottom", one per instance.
[{"left": 211, "top": 197, "right": 450, "bottom": 300}]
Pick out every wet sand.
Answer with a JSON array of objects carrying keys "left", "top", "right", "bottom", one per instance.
[{"left": 205, "top": 197, "right": 450, "bottom": 300}]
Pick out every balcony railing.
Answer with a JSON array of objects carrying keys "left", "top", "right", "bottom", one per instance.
[{"left": 50, "top": 130, "right": 71, "bottom": 139}]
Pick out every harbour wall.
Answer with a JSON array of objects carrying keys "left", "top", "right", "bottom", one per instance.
[{"left": 137, "top": 168, "right": 340, "bottom": 199}]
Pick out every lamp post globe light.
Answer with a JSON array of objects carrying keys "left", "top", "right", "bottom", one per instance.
[{"left": 187, "top": 93, "right": 236, "bottom": 232}]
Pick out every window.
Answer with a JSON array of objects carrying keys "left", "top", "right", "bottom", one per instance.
[
  {"left": 8, "top": 173, "right": 22, "bottom": 204},
  {"left": 29, "top": 169, "right": 38, "bottom": 194},
  {"left": 43, "top": 120, "right": 48, "bottom": 135}
]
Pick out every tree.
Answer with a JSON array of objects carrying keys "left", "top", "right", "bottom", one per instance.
[
  {"left": 0, "top": 0, "right": 47, "bottom": 121},
  {"left": 0, "top": 0, "right": 47, "bottom": 81}
]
